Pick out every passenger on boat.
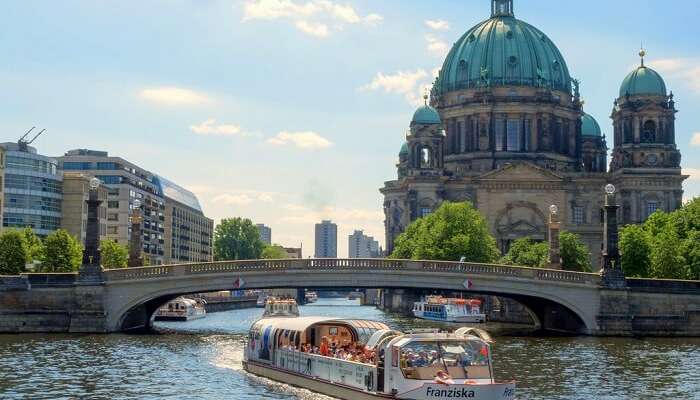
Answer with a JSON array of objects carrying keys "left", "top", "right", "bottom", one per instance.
[{"left": 319, "top": 336, "right": 330, "bottom": 356}]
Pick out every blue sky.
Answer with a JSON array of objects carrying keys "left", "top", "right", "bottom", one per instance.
[{"left": 2, "top": 0, "right": 699, "bottom": 256}]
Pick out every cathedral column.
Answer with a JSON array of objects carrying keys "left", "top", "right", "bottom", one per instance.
[
  {"left": 633, "top": 116, "right": 640, "bottom": 144},
  {"left": 530, "top": 116, "right": 538, "bottom": 151}
]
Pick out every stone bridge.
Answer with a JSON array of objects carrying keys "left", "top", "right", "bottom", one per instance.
[{"left": 2, "top": 258, "right": 700, "bottom": 336}]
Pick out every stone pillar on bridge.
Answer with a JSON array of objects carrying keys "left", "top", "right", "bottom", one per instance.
[
  {"left": 548, "top": 204, "right": 562, "bottom": 270},
  {"left": 78, "top": 177, "right": 104, "bottom": 283},
  {"left": 128, "top": 199, "right": 144, "bottom": 268},
  {"left": 600, "top": 184, "right": 627, "bottom": 288}
]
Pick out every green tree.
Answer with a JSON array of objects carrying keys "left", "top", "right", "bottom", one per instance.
[
  {"left": 559, "top": 232, "right": 592, "bottom": 272},
  {"left": 390, "top": 201, "right": 499, "bottom": 262},
  {"left": 0, "top": 231, "right": 30, "bottom": 275},
  {"left": 40, "top": 229, "right": 83, "bottom": 272},
  {"left": 21, "top": 228, "right": 43, "bottom": 263},
  {"left": 650, "top": 225, "right": 689, "bottom": 279},
  {"left": 214, "top": 217, "right": 265, "bottom": 261},
  {"left": 100, "top": 240, "right": 128, "bottom": 269},
  {"left": 261, "top": 244, "right": 288, "bottom": 259},
  {"left": 501, "top": 237, "right": 549, "bottom": 268},
  {"left": 619, "top": 225, "right": 652, "bottom": 278}
]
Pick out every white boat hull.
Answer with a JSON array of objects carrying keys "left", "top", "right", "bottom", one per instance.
[
  {"left": 413, "top": 312, "right": 486, "bottom": 324},
  {"left": 243, "top": 361, "right": 515, "bottom": 400}
]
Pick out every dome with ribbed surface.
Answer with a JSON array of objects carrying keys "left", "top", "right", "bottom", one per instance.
[
  {"left": 581, "top": 113, "right": 602, "bottom": 137},
  {"left": 436, "top": 6, "right": 571, "bottom": 94},
  {"left": 412, "top": 104, "right": 441, "bottom": 125},
  {"left": 619, "top": 65, "right": 667, "bottom": 97}
]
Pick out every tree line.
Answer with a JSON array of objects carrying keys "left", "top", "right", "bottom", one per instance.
[
  {"left": 388, "top": 201, "right": 592, "bottom": 272},
  {"left": 0, "top": 228, "right": 129, "bottom": 274},
  {"left": 213, "top": 217, "right": 288, "bottom": 261}
]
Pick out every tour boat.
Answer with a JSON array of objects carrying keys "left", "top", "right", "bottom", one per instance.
[
  {"left": 243, "top": 299, "right": 515, "bottom": 400},
  {"left": 154, "top": 297, "right": 206, "bottom": 321},
  {"left": 413, "top": 296, "right": 486, "bottom": 324},
  {"left": 305, "top": 291, "right": 319, "bottom": 303}
]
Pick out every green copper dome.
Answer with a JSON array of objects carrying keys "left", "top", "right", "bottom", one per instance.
[
  {"left": 399, "top": 142, "right": 408, "bottom": 156},
  {"left": 412, "top": 104, "right": 441, "bottom": 125},
  {"left": 619, "top": 65, "right": 667, "bottom": 97},
  {"left": 581, "top": 113, "right": 602, "bottom": 137},
  {"left": 436, "top": 2, "right": 571, "bottom": 94}
]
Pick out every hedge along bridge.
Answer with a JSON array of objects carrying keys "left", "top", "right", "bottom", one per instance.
[{"left": 1, "top": 258, "right": 700, "bottom": 336}]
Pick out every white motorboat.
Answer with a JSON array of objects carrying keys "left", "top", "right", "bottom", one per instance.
[
  {"left": 154, "top": 297, "right": 206, "bottom": 321},
  {"left": 413, "top": 296, "right": 486, "bottom": 324}
]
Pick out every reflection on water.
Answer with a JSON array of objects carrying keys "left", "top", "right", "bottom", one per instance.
[{"left": 1, "top": 298, "right": 698, "bottom": 400}]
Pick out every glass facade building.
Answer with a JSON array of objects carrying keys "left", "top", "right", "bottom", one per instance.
[{"left": 1, "top": 143, "right": 63, "bottom": 235}]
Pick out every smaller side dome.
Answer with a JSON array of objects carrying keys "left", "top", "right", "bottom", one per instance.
[
  {"left": 581, "top": 113, "right": 602, "bottom": 137},
  {"left": 399, "top": 142, "right": 408, "bottom": 156},
  {"left": 412, "top": 105, "right": 441, "bottom": 125},
  {"left": 619, "top": 66, "right": 667, "bottom": 97}
]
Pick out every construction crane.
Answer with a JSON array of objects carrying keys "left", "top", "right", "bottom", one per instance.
[{"left": 17, "top": 127, "right": 46, "bottom": 152}]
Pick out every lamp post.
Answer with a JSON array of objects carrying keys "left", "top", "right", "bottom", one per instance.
[
  {"left": 548, "top": 204, "right": 562, "bottom": 269},
  {"left": 601, "top": 184, "right": 626, "bottom": 288},
  {"left": 78, "top": 177, "right": 104, "bottom": 282},
  {"left": 128, "top": 199, "right": 144, "bottom": 268}
]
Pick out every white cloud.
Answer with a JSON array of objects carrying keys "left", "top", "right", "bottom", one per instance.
[
  {"left": 266, "top": 131, "right": 333, "bottom": 149},
  {"left": 210, "top": 190, "right": 278, "bottom": 206},
  {"left": 241, "top": 0, "right": 382, "bottom": 37},
  {"left": 691, "top": 132, "right": 700, "bottom": 146},
  {"left": 190, "top": 119, "right": 244, "bottom": 136},
  {"left": 685, "top": 168, "right": 700, "bottom": 180},
  {"left": 425, "top": 34, "right": 449, "bottom": 58},
  {"left": 295, "top": 20, "right": 329, "bottom": 37},
  {"left": 647, "top": 58, "right": 700, "bottom": 93},
  {"left": 279, "top": 204, "right": 383, "bottom": 225},
  {"left": 360, "top": 69, "right": 435, "bottom": 106},
  {"left": 138, "top": 87, "right": 212, "bottom": 106},
  {"left": 425, "top": 19, "right": 449, "bottom": 31}
]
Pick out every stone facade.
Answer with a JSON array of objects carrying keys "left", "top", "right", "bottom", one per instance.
[
  {"left": 381, "top": 3, "right": 686, "bottom": 270},
  {"left": 61, "top": 172, "right": 108, "bottom": 245}
]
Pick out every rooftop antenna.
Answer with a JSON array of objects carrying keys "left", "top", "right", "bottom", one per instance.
[
  {"left": 17, "top": 127, "right": 46, "bottom": 152},
  {"left": 18, "top": 126, "right": 35, "bottom": 143},
  {"left": 27, "top": 129, "right": 45, "bottom": 144}
]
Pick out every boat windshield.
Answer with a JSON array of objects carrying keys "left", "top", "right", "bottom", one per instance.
[{"left": 398, "top": 340, "right": 491, "bottom": 380}]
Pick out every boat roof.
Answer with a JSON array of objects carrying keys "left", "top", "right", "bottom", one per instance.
[{"left": 255, "top": 317, "right": 389, "bottom": 332}]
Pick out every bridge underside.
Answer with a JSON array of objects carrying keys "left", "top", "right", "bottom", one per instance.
[{"left": 117, "top": 285, "right": 588, "bottom": 336}]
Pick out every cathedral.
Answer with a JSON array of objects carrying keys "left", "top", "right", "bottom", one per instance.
[{"left": 380, "top": 0, "right": 687, "bottom": 269}]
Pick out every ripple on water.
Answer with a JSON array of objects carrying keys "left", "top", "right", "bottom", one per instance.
[{"left": 1, "top": 299, "right": 699, "bottom": 400}]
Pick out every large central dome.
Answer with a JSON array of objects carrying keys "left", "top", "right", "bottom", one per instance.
[{"left": 435, "top": 0, "right": 572, "bottom": 94}]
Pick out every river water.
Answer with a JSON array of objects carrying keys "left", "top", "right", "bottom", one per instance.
[{"left": 1, "top": 298, "right": 698, "bottom": 400}]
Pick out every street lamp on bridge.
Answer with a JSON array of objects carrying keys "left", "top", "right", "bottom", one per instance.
[
  {"left": 78, "top": 177, "right": 104, "bottom": 282},
  {"left": 128, "top": 199, "right": 144, "bottom": 268},
  {"left": 601, "top": 184, "right": 626, "bottom": 288},
  {"left": 548, "top": 204, "right": 561, "bottom": 270}
]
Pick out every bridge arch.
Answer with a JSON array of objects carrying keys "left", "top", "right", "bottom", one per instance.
[{"left": 103, "top": 259, "right": 601, "bottom": 334}]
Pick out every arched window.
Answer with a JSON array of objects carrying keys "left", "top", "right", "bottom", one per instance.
[
  {"left": 642, "top": 120, "right": 656, "bottom": 143},
  {"left": 420, "top": 147, "right": 433, "bottom": 168}
]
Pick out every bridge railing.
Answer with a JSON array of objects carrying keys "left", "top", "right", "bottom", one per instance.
[{"left": 104, "top": 258, "right": 601, "bottom": 285}]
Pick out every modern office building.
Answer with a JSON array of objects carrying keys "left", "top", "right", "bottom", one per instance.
[
  {"left": 348, "top": 230, "right": 381, "bottom": 258},
  {"left": 1, "top": 142, "right": 63, "bottom": 236},
  {"left": 256, "top": 223, "right": 272, "bottom": 245},
  {"left": 61, "top": 172, "right": 107, "bottom": 244},
  {"left": 314, "top": 220, "right": 337, "bottom": 258},
  {"left": 57, "top": 149, "right": 213, "bottom": 265},
  {"left": 0, "top": 147, "right": 4, "bottom": 231},
  {"left": 58, "top": 149, "right": 168, "bottom": 264},
  {"left": 160, "top": 175, "right": 213, "bottom": 263}
]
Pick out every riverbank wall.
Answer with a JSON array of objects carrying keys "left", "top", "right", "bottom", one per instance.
[{"left": 202, "top": 297, "right": 257, "bottom": 313}]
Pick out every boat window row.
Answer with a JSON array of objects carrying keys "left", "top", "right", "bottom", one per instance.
[{"left": 394, "top": 340, "right": 491, "bottom": 380}]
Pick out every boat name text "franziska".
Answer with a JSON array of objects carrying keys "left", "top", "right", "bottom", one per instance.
[{"left": 425, "top": 387, "right": 475, "bottom": 398}]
